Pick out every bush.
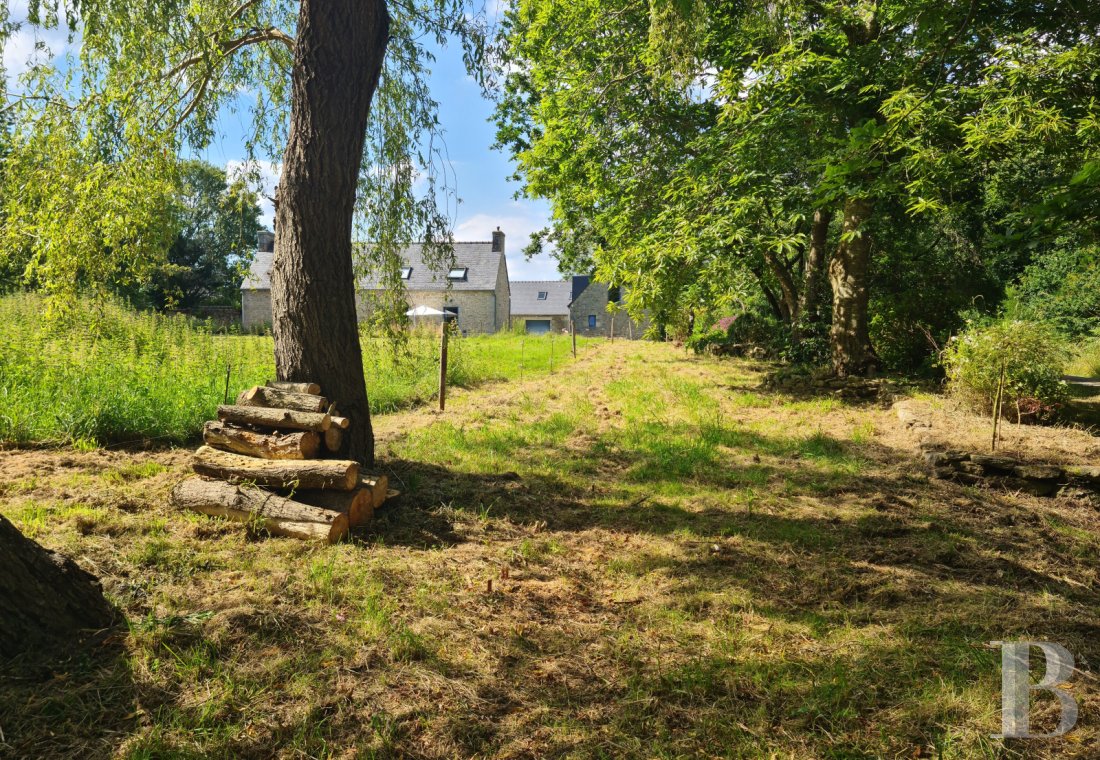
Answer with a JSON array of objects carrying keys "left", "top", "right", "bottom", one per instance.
[
  {"left": 941, "top": 320, "right": 1069, "bottom": 423},
  {"left": 688, "top": 313, "right": 786, "bottom": 358}
]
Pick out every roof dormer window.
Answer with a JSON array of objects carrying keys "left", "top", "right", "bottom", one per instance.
[
  {"left": 400, "top": 267, "right": 413, "bottom": 280},
  {"left": 447, "top": 267, "right": 468, "bottom": 281},
  {"left": 537, "top": 291, "right": 548, "bottom": 300}
]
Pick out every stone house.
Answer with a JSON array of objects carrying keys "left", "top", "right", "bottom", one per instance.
[
  {"left": 509, "top": 274, "right": 648, "bottom": 338},
  {"left": 509, "top": 281, "right": 573, "bottom": 334},
  {"left": 241, "top": 229, "right": 511, "bottom": 335}
]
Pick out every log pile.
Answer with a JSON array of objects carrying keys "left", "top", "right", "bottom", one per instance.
[{"left": 171, "top": 381, "right": 389, "bottom": 543}]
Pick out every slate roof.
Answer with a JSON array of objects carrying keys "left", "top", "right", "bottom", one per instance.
[
  {"left": 510, "top": 280, "right": 572, "bottom": 316},
  {"left": 242, "top": 242, "right": 504, "bottom": 292}
]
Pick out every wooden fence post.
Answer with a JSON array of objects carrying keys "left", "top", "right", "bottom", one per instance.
[
  {"left": 610, "top": 314, "right": 615, "bottom": 342},
  {"left": 438, "top": 324, "right": 449, "bottom": 411},
  {"left": 571, "top": 320, "right": 577, "bottom": 358}
]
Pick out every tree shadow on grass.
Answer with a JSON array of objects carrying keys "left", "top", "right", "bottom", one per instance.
[
  {"left": 0, "top": 634, "right": 139, "bottom": 760},
  {"left": 373, "top": 419, "right": 1100, "bottom": 636}
]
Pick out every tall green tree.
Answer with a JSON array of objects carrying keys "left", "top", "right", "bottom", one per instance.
[
  {"left": 494, "top": 0, "right": 1100, "bottom": 374},
  {"left": 142, "top": 160, "right": 262, "bottom": 310},
  {"left": 1, "top": 0, "right": 488, "bottom": 464}
]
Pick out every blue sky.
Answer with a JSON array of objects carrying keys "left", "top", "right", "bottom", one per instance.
[
  {"left": 182, "top": 39, "right": 562, "bottom": 280},
  {"left": 2, "top": 3, "right": 562, "bottom": 280}
]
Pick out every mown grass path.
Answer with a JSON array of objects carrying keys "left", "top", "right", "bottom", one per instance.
[{"left": 2, "top": 341, "right": 1099, "bottom": 759}]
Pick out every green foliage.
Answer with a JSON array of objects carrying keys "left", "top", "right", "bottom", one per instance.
[
  {"left": 0, "top": 294, "right": 594, "bottom": 444},
  {"left": 1008, "top": 243, "right": 1100, "bottom": 336},
  {"left": 152, "top": 160, "right": 262, "bottom": 309},
  {"left": 494, "top": 0, "right": 1100, "bottom": 370},
  {"left": 1068, "top": 340, "right": 1100, "bottom": 379},
  {"left": 1, "top": 0, "right": 491, "bottom": 315},
  {"left": 941, "top": 320, "right": 1070, "bottom": 423}
]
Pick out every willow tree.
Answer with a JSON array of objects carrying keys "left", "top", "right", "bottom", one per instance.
[{"left": 1, "top": 0, "right": 482, "bottom": 464}]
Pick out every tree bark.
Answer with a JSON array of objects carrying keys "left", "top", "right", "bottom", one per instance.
[
  {"left": 762, "top": 249, "right": 799, "bottom": 325},
  {"left": 203, "top": 421, "right": 321, "bottom": 460},
  {"left": 291, "top": 487, "right": 373, "bottom": 526},
  {"left": 217, "top": 404, "right": 331, "bottom": 432},
  {"left": 829, "top": 198, "right": 878, "bottom": 376},
  {"left": 267, "top": 380, "right": 321, "bottom": 395},
  {"left": 172, "top": 478, "right": 349, "bottom": 543},
  {"left": 237, "top": 386, "right": 328, "bottom": 413},
  {"left": 798, "top": 208, "right": 832, "bottom": 328},
  {"left": 0, "top": 515, "right": 115, "bottom": 658},
  {"left": 192, "top": 445, "right": 359, "bottom": 490},
  {"left": 271, "top": 0, "right": 389, "bottom": 466}
]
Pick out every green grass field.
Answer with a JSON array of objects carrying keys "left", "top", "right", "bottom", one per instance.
[
  {"left": 0, "top": 294, "right": 591, "bottom": 445},
  {"left": 2, "top": 340, "right": 1098, "bottom": 758}
]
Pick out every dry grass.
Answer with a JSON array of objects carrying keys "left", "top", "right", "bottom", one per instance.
[{"left": 2, "top": 341, "right": 1099, "bottom": 759}]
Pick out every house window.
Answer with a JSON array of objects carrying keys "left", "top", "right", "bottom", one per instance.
[
  {"left": 443, "top": 306, "right": 459, "bottom": 324},
  {"left": 400, "top": 267, "right": 413, "bottom": 280},
  {"left": 537, "top": 291, "right": 548, "bottom": 300},
  {"left": 447, "top": 267, "right": 468, "bottom": 281},
  {"left": 588, "top": 315, "right": 597, "bottom": 329}
]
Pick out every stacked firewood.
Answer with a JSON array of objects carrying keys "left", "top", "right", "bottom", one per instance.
[{"left": 171, "top": 381, "right": 389, "bottom": 544}]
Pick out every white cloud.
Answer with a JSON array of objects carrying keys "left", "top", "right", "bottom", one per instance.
[
  {"left": 454, "top": 207, "right": 560, "bottom": 280},
  {"left": 226, "top": 158, "right": 281, "bottom": 228}
]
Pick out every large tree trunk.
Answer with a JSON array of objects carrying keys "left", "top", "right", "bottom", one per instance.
[
  {"left": 762, "top": 249, "right": 799, "bottom": 325},
  {"left": 0, "top": 515, "right": 115, "bottom": 658},
  {"left": 271, "top": 0, "right": 389, "bottom": 466},
  {"left": 828, "top": 198, "right": 878, "bottom": 376},
  {"left": 798, "top": 208, "right": 832, "bottom": 327}
]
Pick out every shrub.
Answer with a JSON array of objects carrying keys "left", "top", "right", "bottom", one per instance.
[{"left": 941, "top": 320, "right": 1069, "bottom": 423}]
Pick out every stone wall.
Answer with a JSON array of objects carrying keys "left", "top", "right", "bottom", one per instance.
[
  {"left": 244, "top": 287, "right": 503, "bottom": 335},
  {"left": 357, "top": 289, "right": 502, "bottom": 335},
  {"left": 922, "top": 446, "right": 1100, "bottom": 498},
  {"left": 568, "top": 283, "right": 647, "bottom": 338},
  {"left": 241, "top": 289, "right": 272, "bottom": 331}
]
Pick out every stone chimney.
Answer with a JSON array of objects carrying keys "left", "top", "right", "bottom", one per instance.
[
  {"left": 491, "top": 227, "right": 505, "bottom": 253},
  {"left": 257, "top": 229, "right": 275, "bottom": 253}
]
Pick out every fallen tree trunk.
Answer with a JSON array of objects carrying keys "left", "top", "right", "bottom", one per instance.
[
  {"left": 203, "top": 421, "right": 321, "bottom": 460},
  {"left": 172, "top": 477, "right": 349, "bottom": 543},
  {"left": 292, "top": 487, "right": 372, "bottom": 526},
  {"left": 237, "top": 386, "right": 329, "bottom": 413},
  {"left": 267, "top": 380, "right": 321, "bottom": 395},
  {"left": 192, "top": 445, "right": 358, "bottom": 490},
  {"left": 217, "top": 404, "right": 331, "bottom": 432},
  {"left": 0, "top": 514, "right": 116, "bottom": 658}
]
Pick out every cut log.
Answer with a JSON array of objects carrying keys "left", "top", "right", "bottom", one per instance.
[
  {"left": 267, "top": 380, "right": 321, "bottom": 395},
  {"left": 330, "top": 415, "right": 350, "bottom": 429},
  {"left": 172, "top": 477, "right": 348, "bottom": 543},
  {"left": 203, "top": 421, "right": 321, "bottom": 460},
  {"left": 293, "top": 487, "right": 373, "bottom": 526},
  {"left": 360, "top": 475, "right": 389, "bottom": 508},
  {"left": 237, "top": 385, "right": 328, "bottom": 413},
  {"left": 0, "top": 514, "right": 116, "bottom": 658},
  {"left": 324, "top": 426, "right": 343, "bottom": 453},
  {"left": 218, "top": 404, "right": 331, "bottom": 432},
  {"left": 192, "top": 445, "right": 358, "bottom": 490}
]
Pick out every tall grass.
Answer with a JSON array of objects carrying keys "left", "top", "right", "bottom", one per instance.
[
  {"left": 0, "top": 294, "right": 273, "bottom": 445},
  {"left": 0, "top": 294, "right": 594, "bottom": 445},
  {"left": 1067, "top": 338, "right": 1100, "bottom": 378}
]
